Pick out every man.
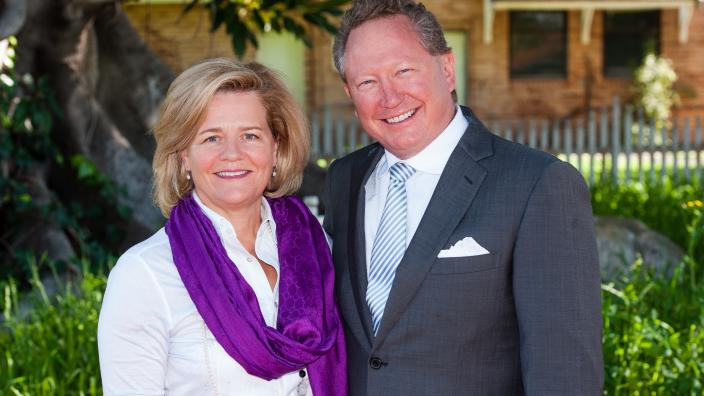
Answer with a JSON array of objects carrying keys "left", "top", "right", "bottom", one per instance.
[{"left": 323, "top": 0, "right": 604, "bottom": 394}]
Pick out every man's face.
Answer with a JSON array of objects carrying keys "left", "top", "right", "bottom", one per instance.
[{"left": 343, "top": 15, "right": 456, "bottom": 159}]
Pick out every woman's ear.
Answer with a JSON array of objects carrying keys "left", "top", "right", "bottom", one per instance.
[{"left": 180, "top": 150, "right": 190, "bottom": 172}]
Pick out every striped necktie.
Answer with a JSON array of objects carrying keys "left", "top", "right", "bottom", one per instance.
[{"left": 367, "top": 161, "right": 416, "bottom": 335}]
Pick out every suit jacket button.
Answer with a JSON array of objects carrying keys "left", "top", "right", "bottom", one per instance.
[{"left": 369, "top": 357, "right": 383, "bottom": 369}]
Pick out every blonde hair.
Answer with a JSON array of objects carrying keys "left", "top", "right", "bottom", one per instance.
[{"left": 152, "top": 58, "right": 310, "bottom": 217}]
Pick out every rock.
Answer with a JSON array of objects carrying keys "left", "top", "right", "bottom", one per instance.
[{"left": 595, "top": 216, "right": 684, "bottom": 280}]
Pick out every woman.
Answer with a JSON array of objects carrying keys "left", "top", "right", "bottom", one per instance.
[{"left": 98, "top": 58, "right": 346, "bottom": 396}]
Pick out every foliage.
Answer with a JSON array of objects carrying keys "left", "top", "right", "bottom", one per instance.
[
  {"left": 0, "top": 258, "right": 108, "bottom": 395},
  {"left": 602, "top": 257, "right": 703, "bottom": 394},
  {"left": 633, "top": 54, "right": 679, "bottom": 127},
  {"left": 183, "top": 0, "right": 348, "bottom": 57},
  {"left": 0, "top": 37, "right": 131, "bottom": 284},
  {"left": 593, "top": 176, "right": 704, "bottom": 394}
]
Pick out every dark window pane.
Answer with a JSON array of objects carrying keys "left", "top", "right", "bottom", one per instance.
[
  {"left": 510, "top": 11, "right": 567, "bottom": 78},
  {"left": 604, "top": 11, "right": 660, "bottom": 77}
]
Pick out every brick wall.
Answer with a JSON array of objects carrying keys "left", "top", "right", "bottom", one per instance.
[
  {"left": 124, "top": 2, "right": 704, "bottom": 122},
  {"left": 419, "top": 2, "right": 703, "bottom": 122},
  {"left": 123, "top": 4, "right": 255, "bottom": 73},
  {"left": 307, "top": 1, "right": 704, "bottom": 122},
  {"left": 661, "top": 7, "right": 704, "bottom": 119}
]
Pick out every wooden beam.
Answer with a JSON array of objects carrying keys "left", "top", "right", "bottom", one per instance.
[
  {"left": 581, "top": 9, "right": 595, "bottom": 45},
  {"left": 484, "top": 0, "right": 495, "bottom": 44},
  {"left": 492, "top": 0, "right": 693, "bottom": 11},
  {"left": 679, "top": 4, "right": 694, "bottom": 43}
]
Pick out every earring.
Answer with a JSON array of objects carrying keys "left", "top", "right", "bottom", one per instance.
[
  {"left": 186, "top": 171, "right": 191, "bottom": 180},
  {"left": 272, "top": 166, "right": 277, "bottom": 177}
]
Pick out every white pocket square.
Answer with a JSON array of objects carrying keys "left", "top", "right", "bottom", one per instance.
[{"left": 437, "top": 237, "right": 490, "bottom": 258}]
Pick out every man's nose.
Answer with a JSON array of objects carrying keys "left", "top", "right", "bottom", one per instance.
[{"left": 379, "top": 80, "right": 402, "bottom": 108}]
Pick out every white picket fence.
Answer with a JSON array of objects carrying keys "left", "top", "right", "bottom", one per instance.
[{"left": 310, "top": 98, "right": 704, "bottom": 185}]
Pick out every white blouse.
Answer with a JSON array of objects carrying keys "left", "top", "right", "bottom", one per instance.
[{"left": 98, "top": 194, "right": 312, "bottom": 396}]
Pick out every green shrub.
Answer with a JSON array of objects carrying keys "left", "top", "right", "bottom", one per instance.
[
  {"left": 591, "top": 177, "right": 704, "bottom": 264},
  {"left": 598, "top": 177, "right": 703, "bottom": 394},
  {"left": 0, "top": 258, "right": 108, "bottom": 395},
  {"left": 602, "top": 260, "right": 704, "bottom": 395}
]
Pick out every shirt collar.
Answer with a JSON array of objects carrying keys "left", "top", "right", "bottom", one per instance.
[
  {"left": 192, "top": 191, "right": 275, "bottom": 239},
  {"left": 381, "top": 105, "right": 468, "bottom": 175}
]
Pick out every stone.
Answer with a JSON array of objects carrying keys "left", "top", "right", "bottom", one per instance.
[{"left": 594, "top": 216, "right": 685, "bottom": 280}]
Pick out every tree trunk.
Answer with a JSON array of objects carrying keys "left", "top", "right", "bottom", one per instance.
[{"left": 8, "top": 0, "right": 174, "bottom": 260}]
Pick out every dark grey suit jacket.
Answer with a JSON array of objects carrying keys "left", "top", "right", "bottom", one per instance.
[{"left": 323, "top": 107, "right": 603, "bottom": 395}]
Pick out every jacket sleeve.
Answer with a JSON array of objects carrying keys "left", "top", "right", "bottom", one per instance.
[
  {"left": 513, "top": 161, "right": 604, "bottom": 395},
  {"left": 322, "top": 159, "right": 339, "bottom": 241}
]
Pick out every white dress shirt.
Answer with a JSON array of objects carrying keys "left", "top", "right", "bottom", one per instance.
[
  {"left": 364, "top": 106, "right": 468, "bottom": 271},
  {"left": 98, "top": 193, "right": 312, "bottom": 396}
]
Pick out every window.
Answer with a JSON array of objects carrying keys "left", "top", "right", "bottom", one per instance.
[
  {"left": 603, "top": 11, "right": 660, "bottom": 77},
  {"left": 510, "top": 11, "right": 567, "bottom": 78}
]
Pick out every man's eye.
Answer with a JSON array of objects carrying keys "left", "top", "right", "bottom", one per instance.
[
  {"left": 399, "top": 68, "right": 412, "bottom": 75},
  {"left": 358, "top": 80, "right": 374, "bottom": 88}
]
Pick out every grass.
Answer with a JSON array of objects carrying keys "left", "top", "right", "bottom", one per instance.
[
  {"left": 560, "top": 150, "right": 704, "bottom": 185},
  {"left": 0, "top": 259, "right": 107, "bottom": 396},
  {"left": 593, "top": 175, "right": 704, "bottom": 394}
]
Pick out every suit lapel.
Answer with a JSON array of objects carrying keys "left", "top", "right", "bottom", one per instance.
[
  {"left": 346, "top": 144, "right": 384, "bottom": 348},
  {"left": 373, "top": 108, "right": 495, "bottom": 344}
]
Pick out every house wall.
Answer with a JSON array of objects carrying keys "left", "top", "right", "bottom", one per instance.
[
  {"left": 124, "top": 4, "right": 241, "bottom": 71},
  {"left": 124, "top": 4, "right": 310, "bottom": 108},
  {"left": 124, "top": 2, "right": 704, "bottom": 122},
  {"left": 307, "top": 1, "right": 704, "bottom": 122}
]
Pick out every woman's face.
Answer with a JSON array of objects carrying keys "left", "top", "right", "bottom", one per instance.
[{"left": 182, "top": 91, "right": 277, "bottom": 215}]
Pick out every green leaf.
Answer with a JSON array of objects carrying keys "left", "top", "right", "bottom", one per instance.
[
  {"left": 228, "top": 19, "right": 249, "bottom": 57},
  {"left": 181, "top": 0, "right": 200, "bottom": 15}
]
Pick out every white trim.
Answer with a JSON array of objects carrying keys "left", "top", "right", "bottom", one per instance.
[
  {"left": 483, "top": 0, "right": 695, "bottom": 44},
  {"left": 491, "top": 1, "right": 694, "bottom": 10},
  {"left": 581, "top": 8, "right": 595, "bottom": 45},
  {"left": 128, "top": 0, "right": 192, "bottom": 4},
  {"left": 679, "top": 4, "right": 695, "bottom": 43},
  {"left": 483, "top": 0, "right": 495, "bottom": 44}
]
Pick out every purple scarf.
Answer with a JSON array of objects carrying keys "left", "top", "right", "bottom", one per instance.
[{"left": 165, "top": 193, "right": 347, "bottom": 395}]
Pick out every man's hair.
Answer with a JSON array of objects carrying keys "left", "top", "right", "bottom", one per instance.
[
  {"left": 332, "top": 0, "right": 451, "bottom": 82},
  {"left": 152, "top": 58, "right": 310, "bottom": 217}
]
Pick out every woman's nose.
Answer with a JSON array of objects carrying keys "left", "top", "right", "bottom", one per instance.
[{"left": 219, "top": 137, "right": 242, "bottom": 160}]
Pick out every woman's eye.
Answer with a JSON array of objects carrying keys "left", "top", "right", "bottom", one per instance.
[
  {"left": 204, "top": 135, "right": 219, "bottom": 143},
  {"left": 243, "top": 133, "right": 260, "bottom": 141}
]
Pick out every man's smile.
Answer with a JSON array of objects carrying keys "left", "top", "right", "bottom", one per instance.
[{"left": 384, "top": 108, "right": 417, "bottom": 124}]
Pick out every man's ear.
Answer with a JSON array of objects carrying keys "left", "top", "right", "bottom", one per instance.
[
  {"left": 343, "top": 84, "right": 359, "bottom": 118},
  {"left": 440, "top": 51, "right": 456, "bottom": 93}
]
